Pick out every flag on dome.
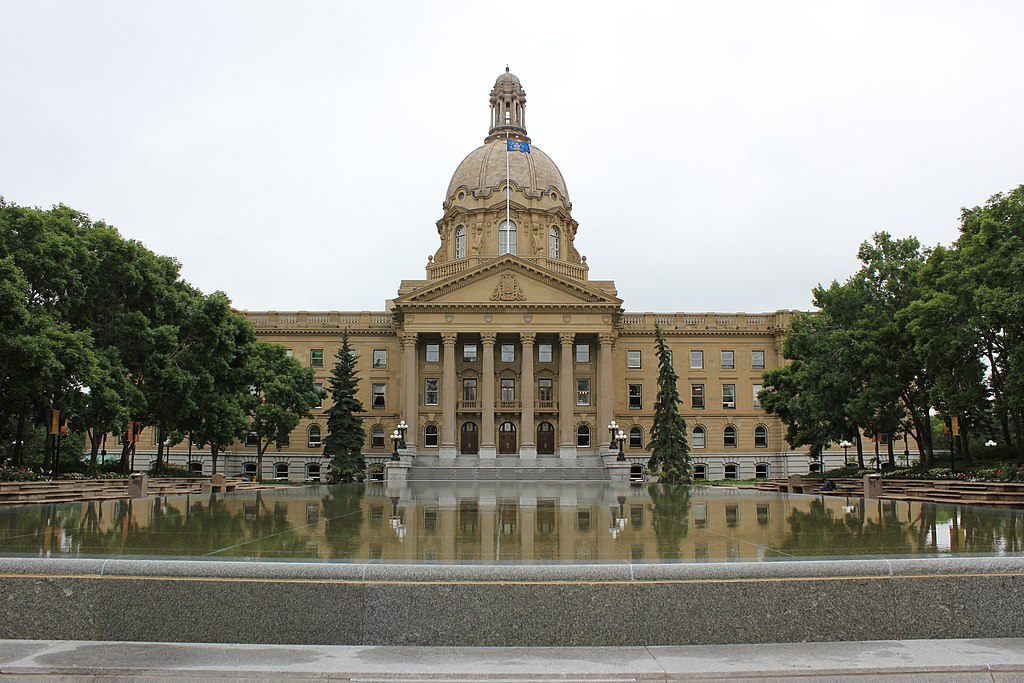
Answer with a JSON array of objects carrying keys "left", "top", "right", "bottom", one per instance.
[{"left": 507, "top": 140, "right": 531, "bottom": 153}]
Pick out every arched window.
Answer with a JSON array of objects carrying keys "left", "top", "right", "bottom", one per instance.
[
  {"left": 424, "top": 423, "right": 439, "bottom": 447},
  {"left": 629, "top": 426, "right": 643, "bottom": 449},
  {"left": 692, "top": 426, "right": 706, "bottom": 449},
  {"left": 455, "top": 226, "right": 466, "bottom": 259},
  {"left": 498, "top": 219, "right": 517, "bottom": 255},
  {"left": 306, "top": 463, "right": 322, "bottom": 481},
  {"left": 307, "top": 425, "right": 322, "bottom": 449},
  {"left": 576, "top": 423, "right": 591, "bottom": 448},
  {"left": 723, "top": 425, "right": 737, "bottom": 448},
  {"left": 371, "top": 426, "right": 385, "bottom": 449},
  {"left": 274, "top": 462, "right": 289, "bottom": 480},
  {"left": 724, "top": 463, "right": 739, "bottom": 479},
  {"left": 809, "top": 461, "right": 822, "bottom": 474},
  {"left": 549, "top": 226, "right": 560, "bottom": 258},
  {"left": 693, "top": 464, "right": 707, "bottom": 480},
  {"left": 188, "top": 461, "right": 203, "bottom": 474},
  {"left": 755, "top": 463, "right": 770, "bottom": 479},
  {"left": 754, "top": 425, "right": 768, "bottom": 448},
  {"left": 242, "top": 462, "right": 257, "bottom": 478}
]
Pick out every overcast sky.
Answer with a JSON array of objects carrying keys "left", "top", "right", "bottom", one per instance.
[{"left": 3, "top": 1, "right": 1022, "bottom": 315}]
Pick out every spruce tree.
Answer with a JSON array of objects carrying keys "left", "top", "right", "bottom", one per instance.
[
  {"left": 323, "top": 330, "right": 366, "bottom": 482},
  {"left": 647, "top": 325, "right": 691, "bottom": 483}
]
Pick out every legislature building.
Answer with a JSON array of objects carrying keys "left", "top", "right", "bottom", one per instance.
[{"left": 161, "top": 69, "right": 817, "bottom": 481}]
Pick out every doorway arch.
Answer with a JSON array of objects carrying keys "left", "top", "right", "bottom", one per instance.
[{"left": 498, "top": 422, "right": 517, "bottom": 454}]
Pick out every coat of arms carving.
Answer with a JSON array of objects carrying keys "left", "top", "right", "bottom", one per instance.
[{"left": 490, "top": 273, "right": 527, "bottom": 302}]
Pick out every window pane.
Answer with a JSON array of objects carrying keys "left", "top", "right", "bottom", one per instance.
[
  {"left": 692, "top": 427, "right": 706, "bottom": 448},
  {"left": 629, "top": 427, "right": 643, "bottom": 449},
  {"left": 425, "top": 344, "right": 440, "bottom": 362},
  {"left": 501, "top": 344, "right": 515, "bottom": 362},
  {"left": 313, "top": 383, "right": 323, "bottom": 409},
  {"left": 691, "top": 384, "right": 705, "bottom": 409},
  {"left": 311, "top": 349, "right": 324, "bottom": 367},
  {"left": 499, "top": 220, "right": 516, "bottom": 255},
  {"left": 500, "top": 378, "right": 515, "bottom": 401},
  {"left": 575, "top": 344, "right": 590, "bottom": 362},
  {"left": 462, "top": 378, "right": 477, "bottom": 401},
  {"left": 627, "top": 350, "right": 641, "bottom": 368},
  {"left": 628, "top": 384, "right": 642, "bottom": 409},
  {"left": 455, "top": 226, "right": 466, "bottom": 259},
  {"left": 549, "top": 226, "right": 560, "bottom": 258},
  {"left": 538, "top": 378, "right": 552, "bottom": 401},
  {"left": 372, "top": 349, "right": 387, "bottom": 368},
  {"left": 371, "top": 428, "right": 385, "bottom": 448},
  {"left": 753, "top": 384, "right": 762, "bottom": 409},
  {"left": 424, "top": 424, "right": 439, "bottom": 447},
  {"left": 724, "top": 426, "right": 737, "bottom": 447},
  {"left": 576, "top": 378, "right": 591, "bottom": 405},
  {"left": 538, "top": 344, "right": 552, "bottom": 363},
  {"left": 723, "top": 384, "right": 736, "bottom": 408},
  {"left": 425, "top": 378, "right": 439, "bottom": 405},
  {"left": 576, "top": 423, "right": 591, "bottom": 447},
  {"left": 721, "top": 350, "right": 734, "bottom": 369},
  {"left": 690, "top": 350, "right": 703, "bottom": 369},
  {"left": 463, "top": 344, "right": 477, "bottom": 362},
  {"left": 372, "top": 384, "right": 386, "bottom": 408},
  {"left": 752, "top": 350, "right": 765, "bottom": 370}
]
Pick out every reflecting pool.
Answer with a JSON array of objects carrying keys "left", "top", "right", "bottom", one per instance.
[{"left": 2, "top": 481, "right": 1023, "bottom": 562}]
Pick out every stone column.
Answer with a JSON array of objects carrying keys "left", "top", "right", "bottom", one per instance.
[
  {"left": 480, "top": 332, "right": 497, "bottom": 458},
  {"left": 519, "top": 332, "right": 537, "bottom": 460},
  {"left": 400, "top": 332, "right": 418, "bottom": 450},
  {"left": 598, "top": 332, "right": 616, "bottom": 455},
  {"left": 440, "top": 331, "right": 458, "bottom": 460},
  {"left": 558, "top": 332, "right": 577, "bottom": 459}
]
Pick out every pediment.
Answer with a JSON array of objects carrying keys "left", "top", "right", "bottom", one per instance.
[{"left": 395, "top": 256, "right": 622, "bottom": 308}]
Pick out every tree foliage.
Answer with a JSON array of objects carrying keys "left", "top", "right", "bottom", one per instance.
[
  {"left": 646, "top": 325, "right": 691, "bottom": 483},
  {"left": 323, "top": 330, "right": 365, "bottom": 482}
]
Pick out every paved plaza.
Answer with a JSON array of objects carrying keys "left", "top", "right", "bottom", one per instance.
[{"left": 3, "top": 638, "right": 1024, "bottom": 681}]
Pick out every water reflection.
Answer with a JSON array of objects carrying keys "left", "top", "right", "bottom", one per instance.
[{"left": 2, "top": 482, "right": 1024, "bottom": 563}]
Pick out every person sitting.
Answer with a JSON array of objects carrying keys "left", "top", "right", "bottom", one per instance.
[{"left": 820, "top": 479, "right": 837, "bottom": 492}]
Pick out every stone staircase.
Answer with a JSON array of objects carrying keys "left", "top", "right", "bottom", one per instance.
[{"left": 407, "top": 454, "right": 610, "bottom": 481}]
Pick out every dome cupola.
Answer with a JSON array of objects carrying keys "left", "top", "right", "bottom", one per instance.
[{"left": 486, "top": 67, "right": 529, "bottom": 143}]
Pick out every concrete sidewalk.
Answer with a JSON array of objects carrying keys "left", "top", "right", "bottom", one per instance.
[{"left": 3, "top": 638, "right": 1024, "bottom": 681}]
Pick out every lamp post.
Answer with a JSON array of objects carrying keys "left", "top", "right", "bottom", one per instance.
[
  {"left": 390, "top": 429, "right": 401, "bottom": 461},
  {"left": 615, "top": 429, "right": 626, "bottom": 461},
  {"left": 607, "top": 420, "right": 619, "bottom": 450},
  {"left": 986, "top": 439, "right": 997, "bottom": 448},
  {"left": 839, "top": 440, "right": 852, "bottom": 466},
  {"left": 903, "top": 432, "right": 910, "bottom": 467},
  {"left": 397, "top": 420, "right": 408, "bottom": 449}
]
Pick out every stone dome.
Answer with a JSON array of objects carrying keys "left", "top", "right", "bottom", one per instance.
[{"left": 444, "top": 140, "right": 569, "bottom": 206}]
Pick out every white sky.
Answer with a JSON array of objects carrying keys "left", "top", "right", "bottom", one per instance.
[{"left": 3, "top": 1, "right": 1022, "bottom": 314}]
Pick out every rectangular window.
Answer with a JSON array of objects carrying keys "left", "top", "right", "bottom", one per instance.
[
  {"left": 501, "top": 343, "right": 515, "bottom": 362},
  {"left": 723, "top": 384, "right": 736, "bottom": 409},
  {"left": 310, "top": 349, "right": 324, "bottom": 368},
  {"left": 664, "top": 349, "right": 673, "bottom": 367},
  {"left": 690, "top": 350, "right": 703, "bottom": 369},
  {"left": 463, "top": 344, "right": 477, "bottom": 362},
  {"left": 628, "top": 383, "right": 642, "bottom": 409},
  {"left": 424, "top": 378, "right": 439, "bottom": 405},
  {"left": 245, "top": 431, "right": 258, "bottom": 447},
  {"left": 371, "top": 428, "right": 385, "bottom": 449},
  {"left": 691, "top": 384, "right": 705, "bottom": 409},
  {"left": 752, "top": 350, "right": 765, "bottom": 370},
  {"left": 313, "top": 383, "right": 323, "bottom": 410},
  {"left": 629, "top": 429, "right": 643, "bottom": 449},
  {"left": 538, "top": 378, "right": 553, "bottom": 402},
  {"left": 538, "top": 343, "right": 552, "bottom": 363},
  {"left": 627, "top": 350, "right": 641, "bottom": 368},
  {"left": 371, "top": 383, "right": 386, "bottom": 409},
  {"left": 721, "top": 350, "right": 734, "bottom": 370},
  {"left": 462, "top": 378, "right": 477, "bottom": 401},
  {"left": 425, "top": 343, "right": 440, "bottom": 362},
  {"left": 576, "top": 378, "right": 591, "bottom": 406},
  {"left": 500, "top": 378, "right": 515, "bottom": 402},
  {"left": 372, "top": 349, "right": 387, "bottom": 368},
  {"left": 285, "top": 349, "right": 293, "bottom": 357},
  {"left": 575, "top": 344, "right": 590, "bottom": 362},
  {"left": 752, "top": 384, "right": 762, "bottom": 409}
]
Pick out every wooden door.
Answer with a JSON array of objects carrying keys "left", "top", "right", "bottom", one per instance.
[
  {"left": 460, "top": 422, "right": 478, "bottom": 455},
  {"left": 498, "top": 422, "right": 517, "bottom": 454},
  {"left": 537, "top": 422, "right": 555, "bottom": 455}
]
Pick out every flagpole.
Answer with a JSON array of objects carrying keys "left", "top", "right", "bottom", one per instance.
[{"left": 505, "top": 131, "right": 510, "bottom": 235}]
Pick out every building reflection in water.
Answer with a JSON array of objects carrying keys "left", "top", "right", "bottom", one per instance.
[{"left": 3, "top": 481, "right": 1024, "bottom": 562}]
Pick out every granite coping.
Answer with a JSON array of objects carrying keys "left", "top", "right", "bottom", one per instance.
[{"left": 2, "top": 554, "right": 1024, "bottom": 583}]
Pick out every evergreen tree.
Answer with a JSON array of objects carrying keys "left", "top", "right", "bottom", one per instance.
[
  {"left": 647, "top": 325, "right": 691, "bottom": 483},
  {"left": 323, "top": 330, "right": 365, "bottom": 482}
]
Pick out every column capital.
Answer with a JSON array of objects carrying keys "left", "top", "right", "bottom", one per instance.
[
  {"left": 559, "top": 332, "right": 576, "bottom": 347},
  {"left": 599, "top": 332, "right": 617, "bottom": 348},
  {"left": 481, "top": 332, "right": 497, "bottom": 346},
  {"left": 441, "top": 331, "right": 458, "bottom": 346},
  {"left": 399, "top": 331, "right": 418, "bottom": 348},
  {"left": 519, "top": 331, "right": 537, "bottom": 346}
]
